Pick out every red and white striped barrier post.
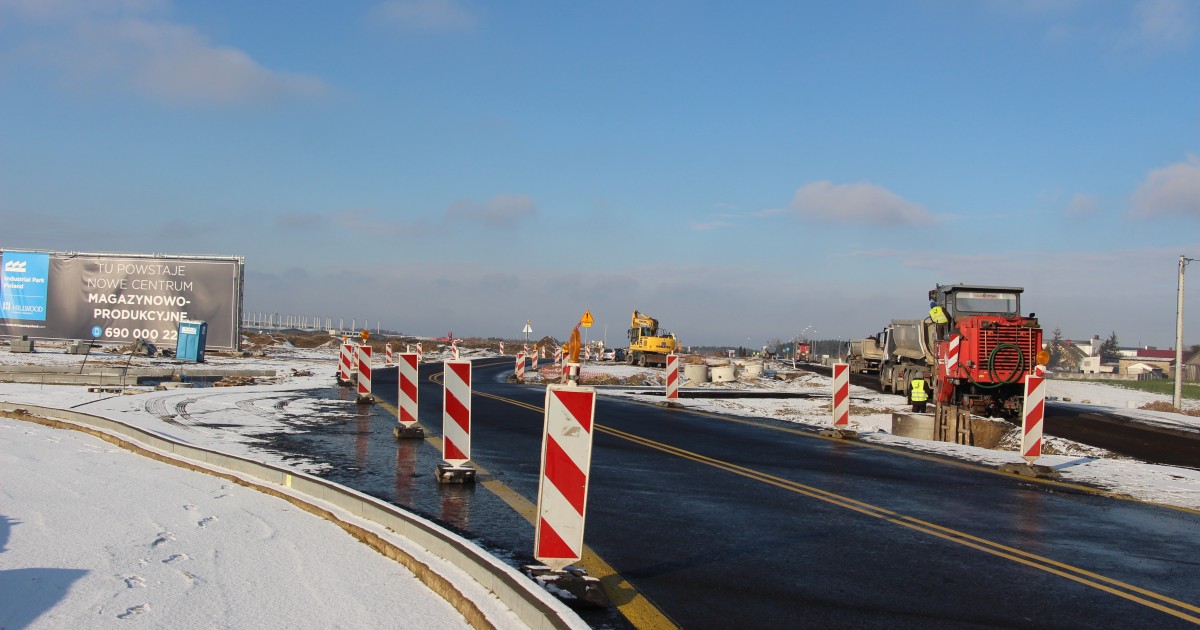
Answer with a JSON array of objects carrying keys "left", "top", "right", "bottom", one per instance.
[
  {"left": 665, "top": 354, "right": 680, "bottom": 402},
  {"left": 451, "top": 340, "right": 460, "bottom": 360},
  {"left": 438, "top": 360, "right": 475, "bottom": 483},
  {"left": 356, "top": 345, "right": 374, "bottom": 404},
  {"left": 416, "top": 342, "right": 424, "bottom": 363},
  {"left": 554, "top": 346, "right": 562, "bottom": 368},
  {"left": 515, "top": 351, "right": 526, "bottom": 380},
  {"left": 531, "top": 345, "right": 539, "bottom": 371},
  {"left": 499, "top": 341, "right": 505, "bottom": 355},
  {"left": 534, "top": 385, "right": 596, "bottom": 570},
  {"left": 394, "top": 353, "right": 424, "bottom": 439},
  {"left": 338, "top": 342, "right": 353, "bottom": 385},
  {"left": 385, "top": 342, "right": 394, "bottom": 365},
  {"left": 831, "top": 362, "right": 849, "bottom": 427},
  {"left": 1021, "top": 365, "right": 1047, "bottom": 464},
  {"left": 524, "top": 383, "right": 605, "bottom": 604}
]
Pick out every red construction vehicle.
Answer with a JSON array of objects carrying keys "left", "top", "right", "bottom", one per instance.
[{"left": 879, "top": 284, "right": 1045, "bottom": 419}]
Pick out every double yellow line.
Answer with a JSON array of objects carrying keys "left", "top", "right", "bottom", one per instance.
[
  {"left": 600, "top": 424, "right": 1200, "bottom": 624},
  {"left": 425, "top": 362, "right": 1200, "bottom": 625}
]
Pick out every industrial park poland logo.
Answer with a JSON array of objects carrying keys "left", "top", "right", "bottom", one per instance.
[{"left": 2, "top": 252, "right": 50, "bottom": 322}]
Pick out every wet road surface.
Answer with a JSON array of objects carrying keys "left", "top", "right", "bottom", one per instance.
[{"left": 247, "top": 358, "right": 1200, "bottom": 628}]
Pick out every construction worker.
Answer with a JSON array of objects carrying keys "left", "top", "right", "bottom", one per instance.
[{"left": 910, "top": 378, "right": 929, "bottom": 413}]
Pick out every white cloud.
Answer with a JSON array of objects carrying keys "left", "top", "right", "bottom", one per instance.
[
  {"left": 787, "top": 181, "right": 934, "bottom": 226},
  {"left": 1128, "top": 0, "right": 1196, "bottom": 52},
  {"left": 446, "top": 194, "right": 536, "bottom": 227},
  {"left": 1131, "top": 155, "right": 1200, "bottom": 219},
  {"left": 50, "top": 18, "right": 328, "bottom": 106},
  {"left": 1065, "top": 193, "right": 1100, "bottom": 217},
  {"left": 371, "top": 0, "right": 476, "bottom": 31},
  {"left": 689, "top": 220, "right": 733, "bottom": 232},
  {"left": 332, "top": 207, "right": 430, "bottom": 237},
  {"left": 3, "top": 3, "right": 328, "bottom": 107}
]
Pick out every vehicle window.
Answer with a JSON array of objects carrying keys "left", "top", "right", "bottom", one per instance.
[{"left": 953, "top": 291, "right": 1019, "bottom": 315}]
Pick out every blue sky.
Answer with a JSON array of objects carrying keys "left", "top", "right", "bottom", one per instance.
[{"left": 2, "top": 0, "right": 1198, "bottom": 347}]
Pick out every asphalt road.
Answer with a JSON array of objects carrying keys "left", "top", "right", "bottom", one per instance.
[
  {"left": 810, "top": 363, "right": 1200, "bottom": 469},
  {"left": 260, "top": 358, "right": 1200, "bottom": 628}
]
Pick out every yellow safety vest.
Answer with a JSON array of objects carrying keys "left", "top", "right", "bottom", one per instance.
[
  {"left": 910, "top": 379, "right": 929, "bottom": 402},
  {"left": 929, "top": 306, "right": 949, "bottom": 324}
]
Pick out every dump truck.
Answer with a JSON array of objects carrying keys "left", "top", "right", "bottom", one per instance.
[
  {"left": 626, "top": 310, "right": 677, "bottom": 367},
  {"left": 847, "top": 335, "right": 885, "bottom": 374},
  {"left": 877, "top": 284, "right": 1044, "bottom": 419}
]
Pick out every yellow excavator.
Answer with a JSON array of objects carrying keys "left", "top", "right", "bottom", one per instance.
[{"left": 627, "top": 310, "right": 677, "bottom": 367}]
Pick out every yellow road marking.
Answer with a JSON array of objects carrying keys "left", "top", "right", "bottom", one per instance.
[
  {"left": 476, "top": 386, "right": 1200, "bottom": 625},
  {"left": 421, "top": 363, "right": 679, "bottom": 628}
]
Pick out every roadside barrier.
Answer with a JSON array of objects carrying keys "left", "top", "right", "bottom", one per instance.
[
  {"left": 438, "top": 360, "right": 475, "bottom": 484},
  {"left": 534, "top": 386, "right": 596, "bottom": 570},
  {"left": 832, "top": 363, "right": 849, "bottom": 427},
  {"left": 357, "top": 345, "right": 374, "bottom": 404},
  {"left": 665, "top": 354, "right": 679, "bottom": 401},
  {"left": 385, "top": 342, "right": 394, "bottom": 366},
  {"left": 515, "top": 352, "right": 525, "bottom": 380},
  {"left": 339, "top": 343, "right": 353, "bottom": 383},
  {"left": 394, "top": 353, "right": 423, "bottom": 439},
  {"left": 1021, "top": 366, "right": 1046, "bottom": 463}
]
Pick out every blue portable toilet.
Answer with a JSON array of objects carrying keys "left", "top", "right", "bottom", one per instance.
[{"left": 176, "top": 320, "right": 208, "bottom": 363}]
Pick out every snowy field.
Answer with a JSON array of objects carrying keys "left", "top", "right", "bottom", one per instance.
[{"left": 0, "top": 341, "right": 565, "bottom": 630}]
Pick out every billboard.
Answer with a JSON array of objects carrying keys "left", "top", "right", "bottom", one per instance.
[{"left": 1, "top": 250, "right": 243, "bottom": 350}]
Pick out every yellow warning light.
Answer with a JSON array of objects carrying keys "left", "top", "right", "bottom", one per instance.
[
  {"left": 568, "top": 326, "right": 581, "bottom": 363},
  {"left": 1036, "top": 349, "right": 1051, "bottom": 366},
  {"left": 360, "top": 330, "right": 370, "bottom": 342}
]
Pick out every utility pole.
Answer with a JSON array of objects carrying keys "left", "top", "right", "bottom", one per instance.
[{"left": 1175, "top": 255, "right": 1194, "bottom": 410}]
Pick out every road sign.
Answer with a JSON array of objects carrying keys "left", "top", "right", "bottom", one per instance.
[
  {"left": 581, "top": 310, "right": 594, "bottom": 328},
  {"left": 523, "top": 320, "right": 533, "bottom": 334}
]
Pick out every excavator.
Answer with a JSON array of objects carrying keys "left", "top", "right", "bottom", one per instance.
[{"left": 627, "top": 310, "right": 677, "bottom": 367}]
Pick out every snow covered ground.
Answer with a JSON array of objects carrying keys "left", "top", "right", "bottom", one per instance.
[
  {"left": 0, "top": 342, "right": 564, "bottom": 630},
  {"left": 1, "top": 341, "right": 1197, "bottom": 629}
]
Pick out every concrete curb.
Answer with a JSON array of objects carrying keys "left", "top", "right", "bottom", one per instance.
[{"left": 0, "top": 402, "right": 588, "bottom": 630}]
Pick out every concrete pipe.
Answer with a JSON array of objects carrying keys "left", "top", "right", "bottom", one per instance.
[
  {"left": 741, "top": 363, "right": 763, "bottom": 377},
  {"left": 710, "top": 365, "right": 736, "bottom": 382},
  {"left": 683, "top": 363, "right": 709, "bottom": 384}
]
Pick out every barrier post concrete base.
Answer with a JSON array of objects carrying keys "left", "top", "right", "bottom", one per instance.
[
  {"left": 523, "top": 565, "right": 609, "bottom": 608},
  {"left": 819, "top": 428, "right": 860, "bottom": 440},
  {"left": 356, "top": 394, "right": 375, "bottom": 405},
  {"left": 999, "top": 462, "right": 1058, "bottom": 479},
  {"left": 393, "top": 425, "right": 425, "bottom": 440},
  {"left": 435, "top": 463, "right": 476, "bottom": 484}
]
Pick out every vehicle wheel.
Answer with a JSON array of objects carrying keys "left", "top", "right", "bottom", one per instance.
[{"left": 637, "top": 353, "right": 646, "bottom": 367}]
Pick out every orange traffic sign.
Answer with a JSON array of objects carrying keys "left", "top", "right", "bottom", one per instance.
[{"left": 581, "top": 310, "right": 594, "bottom": 328}]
